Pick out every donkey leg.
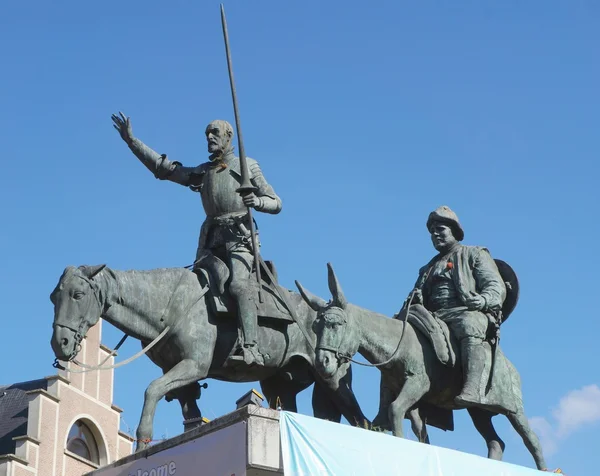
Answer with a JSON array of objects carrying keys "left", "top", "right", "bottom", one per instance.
[
  {"left": 506, "top": 409, "right": 547, "bottom": 470},
  {"left": 389, "top": 375, "right": 428, "bottom": 438},
  {"left": 312, "top": 381, "right": 342, "bottom": 423},
  {"left": 468, "top": 407, "right": 505, "bottom": 460},
  {"left": 408, "top": 407, "right": 430, "bottom": 443},
  {"left": 136, "top": 359, "right": 205, "bottom": 450},
  {"left": 316, "top": 364, "right": 369, "bottom": 428},
  {"left": 337, "top": 363, "right": 369, "bottom": 427},
  {"left": 372, "top": 376, "right": 394, "bottom": 431}
]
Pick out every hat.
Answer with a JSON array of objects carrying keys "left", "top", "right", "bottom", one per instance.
[{"left": 426, "top": 206, "right": 464, "bottom": 241}]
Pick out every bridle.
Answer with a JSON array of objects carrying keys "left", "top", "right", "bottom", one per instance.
[
  {"left": 52, "top": 269, "right": 208, "bottom": 373},
  {"left": 315, "top": 289, "right": 418, "bottom": 369},
  {"left": 314, "top": 306, "right": 355, "bottom": 363},
  {"left": 52, "top": 273, "right": 104, "bottom": 366}
]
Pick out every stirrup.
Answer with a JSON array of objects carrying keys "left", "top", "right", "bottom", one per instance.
[
  {"left": 243, "top": 345, "right": 265, "bottom": 366},
  {"left": 454, "top": 387, "right": 480, "bottom": 407}
]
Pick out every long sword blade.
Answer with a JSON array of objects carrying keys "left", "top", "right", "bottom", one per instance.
[{"left": 220, "top": 4, "right": 263, "bottom": 302}]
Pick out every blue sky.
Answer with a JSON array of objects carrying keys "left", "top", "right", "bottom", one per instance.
[{"left": 1, "top": 1, "right": 598, "bottom": 473}]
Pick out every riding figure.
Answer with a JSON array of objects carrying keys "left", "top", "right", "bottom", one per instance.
[
  {"left": 112, "top": 113, "right": 281, "bottom": 367},
  {"left": 399, "top": 205, "right": 506, "bottom": 407}
]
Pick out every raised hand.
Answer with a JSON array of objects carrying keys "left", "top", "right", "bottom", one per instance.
[{"left": 111, "top": 111, "right": 134, "bottom": 144}]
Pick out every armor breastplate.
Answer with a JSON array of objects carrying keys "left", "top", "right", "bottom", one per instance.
[{"left": 200, "top": 157, "right": 247, "bottom": 218}]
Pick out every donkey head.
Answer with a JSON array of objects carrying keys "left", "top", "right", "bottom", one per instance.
[{"left": 295, "top": 263, "right": 359, "bottom": 379}]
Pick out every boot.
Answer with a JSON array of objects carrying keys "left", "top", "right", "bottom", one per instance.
[
  {"left": 454, "top": 337, "right": 487, "bottom": 406},
  {"left": 236, "top": 288, "right": 265, "bottom": 367}
]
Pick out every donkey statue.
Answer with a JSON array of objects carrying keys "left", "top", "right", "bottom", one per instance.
[{"left": 295, "top": 263, "right": 547, "bottom": 471}]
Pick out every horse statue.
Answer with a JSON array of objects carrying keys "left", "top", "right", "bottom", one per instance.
[
  {"left": 49, "top": 264, "right": 371, "bottom": 449},
  {"left": 295, "top": 263, "right": 548, "bottom": 471}
]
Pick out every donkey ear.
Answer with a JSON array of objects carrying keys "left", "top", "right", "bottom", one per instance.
[
  {"left": 295, "top": 280, "right": 328, "bottom": 312},
  {"left": 327, "top": 263, "right": 348, "bottom": 309},
  {"left": 79, "top": 264, "right": 107, "bottom": 279}
]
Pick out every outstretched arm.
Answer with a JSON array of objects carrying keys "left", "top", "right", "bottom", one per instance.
[{"left": 111, "top": 112, "right": 194, "bottom": 186}]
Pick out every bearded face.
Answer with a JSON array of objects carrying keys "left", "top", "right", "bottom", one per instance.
[{"left": 205, "top": 121, "right": 233, "bottom": 157}]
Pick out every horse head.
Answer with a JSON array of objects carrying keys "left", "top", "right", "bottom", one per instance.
[
  {"left": 295, "top": 263, "right": 359, "bottom": 379},
  {"left": 50, "top": 264, "right": 106, "bottom": 362}
]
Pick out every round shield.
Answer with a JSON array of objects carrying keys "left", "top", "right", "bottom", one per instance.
[{"left": 494, "top": 259, "right": 519, "bottom": 323}]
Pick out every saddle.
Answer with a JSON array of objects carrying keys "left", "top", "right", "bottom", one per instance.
[
  {"left": 400, "top": 305, "right": 457, "bottom": 367},
  {"left": 403, "top": 306, "right": 503, "bottom": 368},
  {"left": 194, "top": 256, "right": 297, "bottom": 324}
]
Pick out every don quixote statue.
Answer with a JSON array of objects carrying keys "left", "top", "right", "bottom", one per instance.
[{"left": 49, "top": 5, "right": 548, "bottom": 471}]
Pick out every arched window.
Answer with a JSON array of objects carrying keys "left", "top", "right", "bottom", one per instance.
[{"left": 66, "top": 420, "right": 100, "bottom": 464}]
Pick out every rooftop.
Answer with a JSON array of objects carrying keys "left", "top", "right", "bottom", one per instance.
[{"left": 0, "top": 378, "right": 48, "bottom": 456}]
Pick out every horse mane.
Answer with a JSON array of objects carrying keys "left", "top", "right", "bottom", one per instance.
[{"left": 105, "top": 266, "right": 194, "bottom": 299}]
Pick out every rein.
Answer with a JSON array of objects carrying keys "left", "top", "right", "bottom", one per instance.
[
  {"left": 258, "top": 257, "right": 317, "bottom": 353},
  {"left": 318, "top": 289, "right": 416, "bottom": 368},
  {"left": 330, "top": 264, "right": 436, "bottom": 368},
  {"left": 56, "top": 326, "right": 172, "bottom": 374}
]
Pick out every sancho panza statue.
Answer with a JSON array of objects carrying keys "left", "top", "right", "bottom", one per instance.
[
  {"left": 112, "top": 113, "right": 282, "bottom": 366},
  {"left": 404, "top": 205, "right": 506, "bottom": 406}
]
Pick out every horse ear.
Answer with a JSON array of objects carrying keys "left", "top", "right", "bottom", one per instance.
[
  {"left": 79, "top": 264, "right": 107, "bottom": 279},
  {"left": 295, "top": 280, "right": 328, "bottom": 312},
  {"left": 327, "top": 263, "right": 348, "bottom": 309}
]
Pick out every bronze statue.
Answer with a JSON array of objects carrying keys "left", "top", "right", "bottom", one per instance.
[
  {"left": 111, "top": 114, "right": 280, "bottom": 367},
  {"left": 296, "top": 206, "right": 548, "bottom": 470},
  {"left": 404, "top": 205, "right": 507, "bottom": 407}
]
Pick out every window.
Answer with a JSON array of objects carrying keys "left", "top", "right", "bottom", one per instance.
[{"left": 66, "top": 420, "right": 100, "bottom": 464}]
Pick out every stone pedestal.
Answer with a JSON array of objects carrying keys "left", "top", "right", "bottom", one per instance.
[{"left": 87, "top": 406, "right": 282, "bottom": 476}]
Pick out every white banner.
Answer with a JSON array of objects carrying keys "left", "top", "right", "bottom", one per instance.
[
  {"left": 94, "top": 421, "right": 246, "bottom": 476},
  {"left": 280, "top": 411, "right": 544, "bottom": 476}
]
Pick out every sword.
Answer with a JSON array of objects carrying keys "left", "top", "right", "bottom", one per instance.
[{"left": 220, "top": 4, "right": 263, "bottom": 302}]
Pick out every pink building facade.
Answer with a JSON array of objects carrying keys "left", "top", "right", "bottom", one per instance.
[{"left": 0, "top": 321, "right": 133, "bottom": 476}]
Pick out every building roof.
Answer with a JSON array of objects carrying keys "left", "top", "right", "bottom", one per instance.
[{"left": 0, "top": 379, "right": 47, "bottom": 456}]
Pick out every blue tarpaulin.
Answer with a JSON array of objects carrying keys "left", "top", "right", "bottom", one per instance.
[{"left": 280, "top": 411, "right": 544, "bottom": 476}]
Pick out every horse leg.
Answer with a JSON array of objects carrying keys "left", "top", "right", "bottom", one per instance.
[
  {"left": 312, "top": 381, "right": 342, "bottom": 423},
  {"left": 408, "top": 407, "right": 430, "bottom": 443},
  {"left": 506, "top": 409, "right": 547, "bottom": 470},
  {"left": 136, "top": 359, "right": 205, "bottom": 450},
  {"left": 389, "top": 375, "right": 428, "bottom": 438},
  {"left": 177, "top": 382, "right": 202, "bottom": 421},
  {"left": 468, "top": 407, "right": 505, "bottom": 460},
  {"left": 260, "top": 374, "right": 308, "bottom": 413}
]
